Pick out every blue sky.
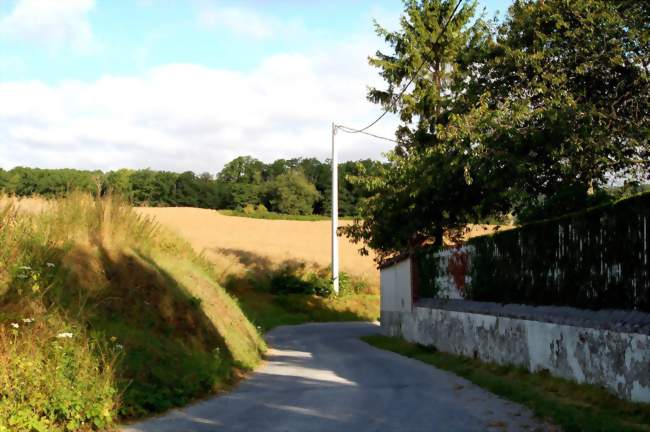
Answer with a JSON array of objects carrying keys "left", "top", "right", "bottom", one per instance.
[{"left": 0, "top": 0, "right": 512, "bottom": 172}]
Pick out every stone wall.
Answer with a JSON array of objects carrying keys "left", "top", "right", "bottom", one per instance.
[{"left": 381, "top": 305, "right": 650, "bottom": 403}]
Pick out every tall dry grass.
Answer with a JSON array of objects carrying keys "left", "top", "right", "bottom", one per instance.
[{"left": 0, "top": 193, "right": 265, "bottom": 431}]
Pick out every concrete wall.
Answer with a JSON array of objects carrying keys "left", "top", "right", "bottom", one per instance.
[
  {"left": 381, "top": 307, "right": 650, "bottom": 403},
  {"left": 380, "top": 257, "right": 412, "bottom": 313}
]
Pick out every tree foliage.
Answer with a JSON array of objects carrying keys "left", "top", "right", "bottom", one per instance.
[
  {"left": 343, "top": 0, "right": 650, "bottom": 263},
  {"left": 267, "top": 171, "right": 321, "bottom": 215},
  {"left": 0, "top": 157, "right": 386, "bottom": 217}
]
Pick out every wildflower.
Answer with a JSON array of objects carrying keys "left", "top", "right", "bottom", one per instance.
[
  {"left": 22, "top": 318, "right": 34, "bottom": 324},
  {"left": 10, "top": 323, "right": 19, "bottom": 329},
  {"left": 56, "top": 332, "right": 73, "bottom": 339},
  {"left": 46, "top": 262, "right": 56, "bottom": 268},
  {"left": 115, "top": 344, "right": 124, "bottom": 350},
  {"left": 110, "top": 336, "right": 117, "bottom": 342}
]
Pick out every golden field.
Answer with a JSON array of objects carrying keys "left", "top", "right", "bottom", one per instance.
[{"left": 136, "top": 207, "right": 381, "bottom": 287}]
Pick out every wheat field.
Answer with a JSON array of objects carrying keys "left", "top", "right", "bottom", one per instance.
[{"left": 136, "top": 207, "right": 382, "bottom": 287}]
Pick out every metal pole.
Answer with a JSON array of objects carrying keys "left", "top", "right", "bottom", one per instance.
[{"left": 331, "top": 122, "right": 339, "bottom": 295}]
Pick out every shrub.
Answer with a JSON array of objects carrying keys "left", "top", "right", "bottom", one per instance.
[{"left": 267, "top": 265, "right": 369, "bottom": 297}]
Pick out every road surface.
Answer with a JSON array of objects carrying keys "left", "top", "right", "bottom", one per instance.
[{"left": 122, "top": 322, "right": 551, "bottom": 432}]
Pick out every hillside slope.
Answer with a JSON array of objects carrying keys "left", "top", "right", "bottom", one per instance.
[{"left": 0, "top": 195, "right": 264, "bottom": 431}]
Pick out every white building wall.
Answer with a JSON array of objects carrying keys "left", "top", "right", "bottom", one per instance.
[{"left": 380, "top": 258, "right": 412, "bottom": 312}]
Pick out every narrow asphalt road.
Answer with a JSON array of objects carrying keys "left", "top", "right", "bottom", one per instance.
[{"left": 122, "top": 322, "right": 551, "bottom": 432}]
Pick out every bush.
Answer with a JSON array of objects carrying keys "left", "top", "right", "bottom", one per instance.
[
  {"left": 267, "top": 265, "right": 369, "bottom": 297},
  {"left": 242, "top": 203, "right": 269, "bottom": 217}
]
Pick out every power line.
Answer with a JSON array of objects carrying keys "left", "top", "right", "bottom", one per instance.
[
  {"left": 336, "top": 124, "right": 398, "bottom": 143},
  {"left": 340, "top": 0, "right": 465, "bottom": 135}
]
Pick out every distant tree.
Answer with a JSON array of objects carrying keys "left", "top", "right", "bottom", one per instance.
[
  {"left": 223, "top": 183, "right": 263, "bottom": 209},
  {"left": 217, "top": 156, "right": 266, "bottom": 184},
  {"left": 266, "top": 170, "right": 321, "bottom": 215},
  {"left": 105, "top": 169, "right": 133, "bottom": 197},
  {"left": 267, "top": 159, "right": 291, "bottom": 179},
  {"left": 175, "top": 171, "right": 201, "bottom": 207},
  {"left": 1, "top": 157, "right": 392, "bottom": 217}
]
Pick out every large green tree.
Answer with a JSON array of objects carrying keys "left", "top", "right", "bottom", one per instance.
[
  {"left": 217, "top": 156, "right": 266, "bottom": 184},
  {"left": 343, "top": 0, "right": 500, "bottom": 261},
  {"left": 344, "top": 0, "right": 650, "bottom": 262},
  {"left": 448, "top": 0, "right": 650, "bottom": 221}
]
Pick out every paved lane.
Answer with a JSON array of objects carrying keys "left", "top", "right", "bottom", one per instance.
[{"left": 122, "top": 322, "right": 551, "bottom": 432}]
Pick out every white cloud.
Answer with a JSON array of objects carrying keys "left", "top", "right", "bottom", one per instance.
[
  {"left": 0, "top": 0, "right": 95, "bottom": 51},
  {"left": 198, "top": 5, "right": 304, "bottom": 40},
  {"left": 0, "top": 38, "right": 397, "bottom": 173}
]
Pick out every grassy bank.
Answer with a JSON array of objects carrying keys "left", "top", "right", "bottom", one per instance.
[
  {"left": 221, "top": 258, "right": 379, "bottom": 332},
  {"left": 363, "top": 335, "right": 650, "bottom": 432},
  {"left": 0, "top": 194, "right": 265, "bottom": 431}
]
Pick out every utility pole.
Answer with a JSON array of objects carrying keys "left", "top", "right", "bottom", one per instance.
[{"left": 331, "top": 122, "right": 339, "bottom": 295}]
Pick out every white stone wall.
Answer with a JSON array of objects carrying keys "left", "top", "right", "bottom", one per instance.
[
  {"left": 380, "top": 258, "right": 412, "bottom": 312},
  {"left": 381, "top": 307, "right": 650, "bottom": 403}
]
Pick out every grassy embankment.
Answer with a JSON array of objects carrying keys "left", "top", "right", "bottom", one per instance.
[
  {"left": 137, "top": 206, "right": 380, "bottom": 332},
  {"left": 222, "top": 262, "right": 379, "bottom": 332},
  {"left": 0, "top": 194, "right": 265, "bottom": 431},
  {"left": 364, "top": 335, "right": 650, "bottom": 432}
]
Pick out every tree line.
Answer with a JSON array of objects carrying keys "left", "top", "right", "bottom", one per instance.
[
  {"left": 343, "top": 0, "right": 650, "bottom": 263},
  {"left": 0, "top": 157, "right": 385, "bottom": 216}
]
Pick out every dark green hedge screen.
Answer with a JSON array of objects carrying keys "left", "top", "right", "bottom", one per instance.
[{"left": 415, "top": 193, "right": 650, "bottom": 311}]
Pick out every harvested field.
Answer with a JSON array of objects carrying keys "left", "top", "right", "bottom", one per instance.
[
  {"left": 136, "top": 207, "right": 381, "bottom": 288},
  {"left": 136, "top": 207, "right": 512, "bottom": 290}
]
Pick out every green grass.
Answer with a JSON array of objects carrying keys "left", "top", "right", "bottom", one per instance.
[
  {"left": 216, "top": 249, "right": 380, "bottom": 332},
  {"left": 0, "top": 194, "right": 265, "bottom": 430},
  {"left": 233, "top": 289, "right": 379, "bottom": 332},
  {"left": 363, "top": 335, "right": 650, "bottom": 432},
  {"left": 219, "top": 209, "right": 355, "bottom": 222}
]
